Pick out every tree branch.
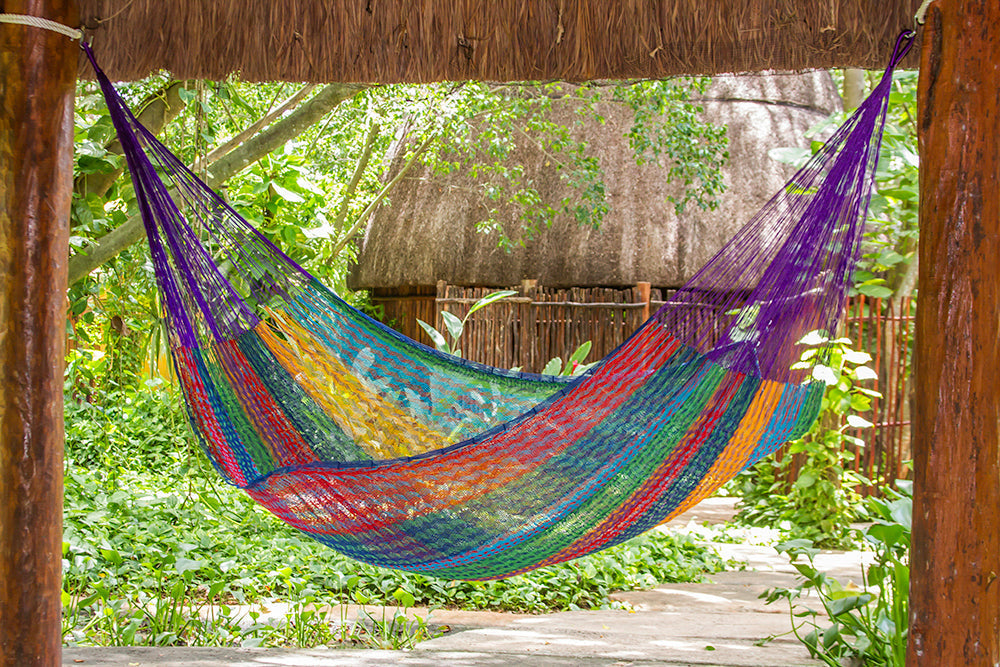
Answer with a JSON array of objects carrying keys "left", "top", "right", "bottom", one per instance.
[
  {"left": 331, "top": 123, "right": 380, "bottom": 233},
  {"left": 329, "top": 131, "right": 436, "bottom": 257},
  {"left": 194, "top": 84, "right": 316, "bottom": 172}
]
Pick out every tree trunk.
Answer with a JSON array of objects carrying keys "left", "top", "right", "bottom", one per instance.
[
  {"left": 909, "top": 1, "right": 1000, "bottom": 664},
  {"left": 841, "top": 68, "right": 866, "bottom": 111},
  {"left": 0, "top": 1, "right": 78, "bottom": 664}
]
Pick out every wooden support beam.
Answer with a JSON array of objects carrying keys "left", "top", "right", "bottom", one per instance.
[
  {"left": 0, "top": 1, "right": 78, "bottom": 664},
  {"left": 910, "top": 0, "right": 1000, "bottom": 664}
]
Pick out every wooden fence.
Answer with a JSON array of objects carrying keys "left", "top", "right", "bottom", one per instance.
[
  {"left": 372, "top": 280, "right": 657, "bottom": 371},
  {"left": 843, "top": 296, "right": 915, "bottom": 490},
  {"left": 370, "top": 282, "right": 914, "bottom": 486}
]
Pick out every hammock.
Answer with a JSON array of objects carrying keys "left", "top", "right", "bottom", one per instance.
[{"left": 82, "top": 33, "right": 912, "bottom": 580}]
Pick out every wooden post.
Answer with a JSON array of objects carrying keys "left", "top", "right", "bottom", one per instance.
[
  {"left": 0, "top": 1, "right": 77, "bottom": 665},
  {"left": 433, "top": 279, "right": 447, "bottom": 347},
  {"left": 636, "top": 281, "right": 651, "bottom": 323},
  {"left": 520, "top": 279, "right": 537, "bottom": 371},
  {"left": 909, "top": 1, "right": 1000, "bottom": 664}
]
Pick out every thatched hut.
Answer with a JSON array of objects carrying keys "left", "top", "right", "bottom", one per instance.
[{"left": 349, "top": 71, "right": 842, "bottom": 367}]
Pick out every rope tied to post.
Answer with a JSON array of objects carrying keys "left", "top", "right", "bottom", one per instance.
[
  {"left": 914, "top": 0, "right": 934, "bottom": 26},
  {"left": 0, "top": 13, "right": 83, "bottom": 40}
]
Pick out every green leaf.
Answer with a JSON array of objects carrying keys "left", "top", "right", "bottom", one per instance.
[
  {"left": 877, "top": 249, "right": 907, "bottom": 266},
  {"left": 849, "top": 394, "right": 872, "bottom": 411},
  {"left": 417, "top": 319, "right": 449, "bottom": 353},
  {"left": 440, "top": 310, "right": 464, "bottom": 343},
  {"left": 792, "top": 561, "right": 819, "bottom": 579},
  {"left": 269, "top": 181, "right": 305, "bottom": 203},
  {"left": 843, "top": 349, "right": 871, "bottom": 365},
  {"left": 798, "top": 331, "right": 829, "bottom": 346},
  {"left": 567, "top": 341, "right": 592, "bottom": 366},
  {"left": 827, "top": 593, "right": 870, "bottom": 617},
  {"left": 100, "top": 548, "right": 123, "bottom": 566},
  {"left": 847, "top": 415, "right": 874, "bottom": 429},
  {"left": 393, "top": 587, "right": 416, "bottom": 608},
  {"left": 842, "top": 434, "right": 867, "bottom": 448},
  {"left": 878, "top": 187, "right": 918, "bottom": 201},
  {"left": 812, "top": 365, "right": 837, "bottom": 385},
  {"left": 889, "top": 499, "right": 912, "bottom": 529},
  {"left": 875, "top": 614, "right": 898, "bottom": 636},
  {"left": 468, "top": 290, "right": 517, "bottom": 316},
  {"left": 866, "top": 523, "right": 904, "bottom": 548},
  {"left": 77, "top": 154, "right": 120, "bottom": 175},
  {"left": 175, "top": 557, "right": 204, "bottom": 575},
  {"left": 542, "top": 357, "right": 563, "bottom": 376},
  {"left": 201, "top": 493, "right": 222, "bottom": 513},
  {"left": 208, "top": 581, "right": 227, "bottom": 599},
  {"left": 769, "top": 146, "right": 812, "bottom": 166},
  {"left": 857, "top": 284, "right": 894, "bottom": 298},
  {"left": 854, "top": 366, "right": 879, "bottom": 381},
  {"left": 794, "top": 471, "right": 817, "bottom": 489}
]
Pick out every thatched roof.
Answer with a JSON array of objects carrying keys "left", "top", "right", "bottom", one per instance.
[
  {"left": 78, "top": 1, "right": 920, "bottom": 84},
  {"left": 348, "top": 71, "right": 841, "bottom": 291}
]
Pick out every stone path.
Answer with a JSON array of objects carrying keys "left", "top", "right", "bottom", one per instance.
[{"left": 64, "top": 498, "right": 870, "bottom": 666}]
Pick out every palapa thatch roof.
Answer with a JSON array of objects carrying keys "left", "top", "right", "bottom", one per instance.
[
  {"left": 78, "top": 0, "right": 920, "bottom": 84},
  {"left": 348, "top": 71, "right": 841, "bottom": 291}
]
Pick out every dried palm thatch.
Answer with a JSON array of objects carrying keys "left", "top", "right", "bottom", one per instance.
[
  {"left": 349, "top": 71, "right": 842, "bottom": 291},
  {"left": 78, "top": 0, "right": 920, "bottom": 84}
]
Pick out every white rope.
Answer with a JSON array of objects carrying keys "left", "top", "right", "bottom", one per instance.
[
  {"left": 914, "top": 0, "right": 934, "bottom": 26},
  {"left": 0, "top": 13, "right": 83, "bottom": 40}
]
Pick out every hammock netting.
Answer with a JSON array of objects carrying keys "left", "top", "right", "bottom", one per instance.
[{"left": 84, "top": 33, "right": 912, "bottom": 580}]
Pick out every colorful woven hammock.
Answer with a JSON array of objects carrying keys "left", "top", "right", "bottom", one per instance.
[{"left": 82, "top": 33, "right": 912, "bottom": 580}]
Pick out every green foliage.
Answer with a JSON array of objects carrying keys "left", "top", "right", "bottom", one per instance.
[
  {"left": 70, "top": 87, "right": 161, "bottom": 388},
  {"left": 735, "top": 335, "right": 880, "bottom": 548},
  {"left": 62, "top": 383, "right": 725, "bottom": 647},
  {"left": 382, "top": 78, "right": 728, "bottom": 248},
  {"left": 395, "top": 529, "right": 724, "bottom": 613},
  {"left": 611, "top": 78, "right": 728, "bottom": 215},
  {"left": 760, "top": 481, "right": 912, "bottom": 666},
  {"left": 65, "top": 356, "right": 186, "bottom": 468},
  {"left": 854, "top": 70, "right": 919, "bottom": 296}
]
